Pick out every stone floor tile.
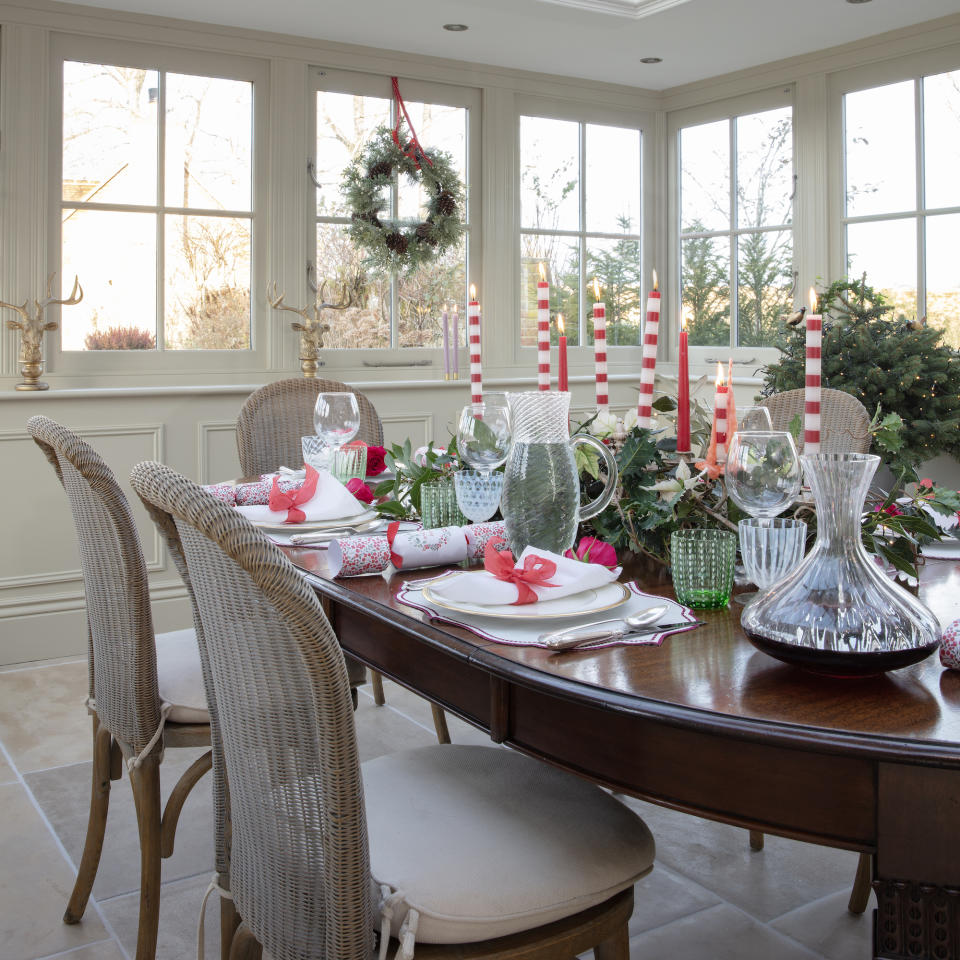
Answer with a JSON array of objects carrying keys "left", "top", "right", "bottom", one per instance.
[
  {"left": 0, "top": 656, "right": 85, "bottom": 674},
  {"left": 0, "top": 746, "right": 17, "bottom": 784},
  {"left": 0, "top": 661, "right": 91, "bottom": 772},
  {"left": 627, "top": 903, "right": 823, "bottom": 960},
  {"left": 628, "top": 864, "right": 722, "bottom": 937},
  {"left": 0, "top": 783, "right": 108, "bottom": 960},
  {"left": 38, "top": 940, "right": 126, "bottom": 959},
  {"left": 771, "top": 889, "right": 873, "bottom": 960},
  {"left": 354, "top": 694, "right": 438, "bottom": 761}
]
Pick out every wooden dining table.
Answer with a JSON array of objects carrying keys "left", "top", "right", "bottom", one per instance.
[{"left": 281, "top": 543, "right": 960, "bottom": 960}]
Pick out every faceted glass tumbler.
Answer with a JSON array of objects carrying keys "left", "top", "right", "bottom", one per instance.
[
  {"left": 454, "top": 470, "right": 503, "bottom": 523},
  {"left": 330, "top": 444, "right": 367, "bottom": 485},
  {"left": 670, "top": 529, "right": 737, "bottom": 609},
  {"left": 420, "top": 477, "right": 467, "bottom": 529},
  {"left": 738, "top": 518, "right": 807, "bottom": 594},
  {"left": 301, "top": 435, "right": 329, "bottom": 472}
]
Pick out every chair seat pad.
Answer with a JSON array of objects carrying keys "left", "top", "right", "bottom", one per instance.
[
  {"left": 155, "top": 629, "right": 209, "bottom": 723},
  {"left": 363, "top": 744, "right": 654, "bottom": 945}
]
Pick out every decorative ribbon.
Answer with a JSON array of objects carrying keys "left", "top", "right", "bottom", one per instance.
[
  {"left": 268, "top": 464, "right": 319, "bottom": 523},
  {"left": 391, "top": 76, "right": 433, "bottom": 170},
  {"left": 483, "top": 537, "right": 559, "bottom": 605},
  {"left": 387, "top": 521, "right": 403, "bottom": 569}
]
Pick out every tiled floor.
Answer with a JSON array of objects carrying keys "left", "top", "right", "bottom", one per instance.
[{"left": 0, "top": 656, "right": 874, "bottom": 960}]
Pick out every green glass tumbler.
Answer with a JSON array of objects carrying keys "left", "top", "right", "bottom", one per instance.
[
  {"left": 420, "top": 477, "right": 467, "bottom": 530},
  {"left": 670, "top": 528, "right": 737, "bottom": 609}
]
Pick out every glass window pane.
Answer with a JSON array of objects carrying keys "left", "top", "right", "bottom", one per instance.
[
  {"left": 681, "top": 234, "right": 730, "bottom": 346},
  {"left": 62, "top": 62, "right": 158, "bottom": 206},
  {"left": 61, "top": 209, "right": 157, "bottom": 350},
  {"left": 397, "top": 102, "right": 467, "bottom": 222},
  {"left": 316, "top": 223, "right": 390, "bottom": 348},
  {"left": 315, "top": 92, "right": 390, "bottom": 218},
  {"left": 519, "top": 234, "right": 580, "bottom": 347},
  {"left": 846, "top": 219, "right": 917, "bottom": 321},
  {"left": 520, "top": 116, "right": 580, "bottom": 232},
  {"left": 165, "top": 74, "right": 252, "bottom": 211},
  {"left": 845, "top": 81, "right": 916, "bottom": 218},
  {"left": 736, "top": 230, "right": 793, "bottom": 347},
  {"left": 926, "top": 213, "right": 960, "bottom": 348},
  {"left": 924, "top": 70, "right": 960, "bottom": 211},
  {"left": 585, "top": 124, "right": 640, "bottom": 234},
  {"left": 586, "top": 237, "right": 642, "bottom": 346},
  {"left": 681, "top": 119, "right": 729, "bottom": 233},
  {"left": 164, "top": 215, "right": 250, "bottom": 350},
  {"left": 737, "top": 107, "right": 792, "bottom": 228},
  {"left": 398, "top": 234, "right": 466, "bottom": 348}
]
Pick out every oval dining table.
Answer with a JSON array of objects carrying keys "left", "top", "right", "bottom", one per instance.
[{"left": 281, "top": 543, "right": 960, "bottom": 960}]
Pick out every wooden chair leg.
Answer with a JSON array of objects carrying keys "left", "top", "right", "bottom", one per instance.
[
  {"left": 130, "top": 758, "right": 162, "bottom": 960},
  {"left": 229, "top": 921, "right": 263, "bottom": 960},
  {"left": 431, "top": 703, "right": 452, "bottom": 744},
  {"left": 847, "top": 852, "right": 873, "bottom": 914},
  {"left": 749, "top": 829, "right": 765, "bottom": 851},
  {"left": 220, "top": 896, "right": 242, "bottom": 960},
  {"left": 371, "top": 669, "right": 386, "bottom": 706},
  {"left": 160, "top": 749, "right": 212, "bottom": 858},
  {"left": 64, "top": 716, "right": 113, "bottom": 924},
  {"left": 594, "top": 922, "right": 630, "bottom": 960}
]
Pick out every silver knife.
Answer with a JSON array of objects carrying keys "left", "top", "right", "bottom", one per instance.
[{"left": 541, "top": 620, "right": 701, "bottom": 652}]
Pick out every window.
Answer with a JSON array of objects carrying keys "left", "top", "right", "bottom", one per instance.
[
  {"left": 519, "top": 116, "right": 643, "bottom": 348},
  {"left": 677, "top": 102, "right": 794, "bottom": 352},
  {"left": 311, "top": 71, "right": 479, "bottom": 352},
  {"left": 842, "top": 69, "right": 960, "bottom": 347},
  {"left": 57, "top": 47, "right": 260, "bottom": 356}
]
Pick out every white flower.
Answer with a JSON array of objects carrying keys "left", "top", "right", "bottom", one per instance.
[
  {"left": 622, "top": 409, "right": 639, "bottom": 433},
  {"left": 412, "top": 444, "right": 446, "bottom": 467},
  {"left": 646, "top": 460, "right": 705, "bottom": 501},
  {"left": 590, "top": 410, "right": 619, "bottom": 439}
]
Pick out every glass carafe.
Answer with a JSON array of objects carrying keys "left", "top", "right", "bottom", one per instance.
[{"left": 500, "top": 392, "right": 618, "bottom": 555}]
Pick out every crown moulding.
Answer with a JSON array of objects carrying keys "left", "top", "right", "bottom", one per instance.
[{"left": 535, "top": 0, "right": 692, "bottom": 19}]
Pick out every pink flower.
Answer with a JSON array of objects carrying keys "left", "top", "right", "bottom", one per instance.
[
  {"left": 564, "top": 536, "right": 618, "bottom": 569},
  {"left": 875, "top": 503, "right": 903, "bottom": 517},
  {"left": 346, "top": 478, "right": 374, "bottom": 504},
  {"left": 366, "top": 445, "right": 387, "bottom": 476},
  {"left": 919, "top": 478, "right": 934, "bottom": 489}
]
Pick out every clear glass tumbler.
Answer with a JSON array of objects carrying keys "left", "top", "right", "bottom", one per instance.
[
  {"left": 420, "top": 477, "right": 467, "bottom": 529},
  {"left": 301, "top": 435, "right": 329, "bottom": 472},
  {"left": 738, "top": 517, "right": 807, "bottom": 600},
  {"left": 670, "top": 528, "right": 737, "bottom": 609}
]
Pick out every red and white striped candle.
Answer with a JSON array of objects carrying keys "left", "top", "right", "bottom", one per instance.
[
  {"left": 714, "top": 362, "right": 729, "bottom": 462},
  {"left": 469, "top": 284, "right": 482, "bottom": 412},
  {"left": 637, "top": 270, "right": 661, "bottom": 429},
  {"left": 537, "top": 262, "right": 551, "bottom": 391},
  {"left": 592, "top": 278, "right": 608, "bottom": 411},
  {"left": 805, "top": 288, "right": 822, "bottom": 455}
]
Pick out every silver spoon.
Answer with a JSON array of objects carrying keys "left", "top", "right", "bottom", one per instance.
[{"left": 539, "top": 604, "right": 670, "bottom": 651}]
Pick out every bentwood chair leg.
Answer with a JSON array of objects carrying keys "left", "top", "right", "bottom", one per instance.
[
  {"left": 228, "top": 922, "right": 262, "bottom": 960},
  {"left": 594, "top": 922, "right": 630, "bottom": 960},
  {"left": 64, "top": 716, "right": 113, "bottom": 924},
  {"left": 431, "top": 704, "right": 451, "bottom": 744},
  {"left": 371, "top": 669, "right": 386, "bottom": 706},
  {"left": 220, "top": 896, "right": 242, "bottom": 960},
  {"left": 847, "top": 852, "right": 873, "bottom": 914},
  {"left": 749, "top": 830, "right": 765, "bottom": 851},
  {"left": 130, "top": 758, "right": 162, "bottom": 960}
]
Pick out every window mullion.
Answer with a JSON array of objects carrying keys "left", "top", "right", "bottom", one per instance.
[
  {"left": 156, "top": 69, "right": 166, "bottom": 352},
  {"left": 390, "top": 99, "right": 399, "bottom": 349},
  {"left": 729, "top": 117, "right": 738, "bottom": 350},
  {"left": 579, "top": 122, "right": 587, "bottom": 345},
  {"left": 915, "top": 76, "right": 927, "bottom": 320}
]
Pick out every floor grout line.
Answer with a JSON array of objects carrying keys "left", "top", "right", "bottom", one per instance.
[
  {"left": 31, "top": 938, "right": 119, "bottom": 960},
  {"left": 0, "top": 658, "right": 86, "bottom": 675}
]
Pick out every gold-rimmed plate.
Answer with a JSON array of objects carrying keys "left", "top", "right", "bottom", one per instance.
[
  {"left": 250, "top": 508, "right": 379, "bottom": 535},
  {"left": 421, "top": 578, "right": 630, "bottom": 621}
]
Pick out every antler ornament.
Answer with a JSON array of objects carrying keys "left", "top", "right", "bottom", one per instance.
[{"left": 1, "top": 274, "right": 83, "bottom": 391}]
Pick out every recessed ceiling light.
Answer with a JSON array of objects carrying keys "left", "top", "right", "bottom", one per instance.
[
  {"left": 640, "top": 56, "right": 663, "bottom": 64},
  {"left": 443, "top": 23, "right": 469, "bottom": 31}
]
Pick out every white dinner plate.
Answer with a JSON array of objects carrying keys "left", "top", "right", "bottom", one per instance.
[
  {"left": 250, "top": 508, "right": 380, "bottom": 535},
  {"left": 422, "top": 579, "right": 631, "bottom": 621}
]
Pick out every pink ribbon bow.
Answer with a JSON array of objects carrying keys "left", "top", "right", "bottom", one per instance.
[
  {"left": 484, "top": 537, "right": 559, "bottom": 605},
  {"left": 268, "top": 465, "right": 319, "bottom": 524}
]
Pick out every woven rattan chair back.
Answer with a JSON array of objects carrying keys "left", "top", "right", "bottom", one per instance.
[
  {"left": 236, "top": 377, "right": 384, "bottom": 477},
  {"left": 130, "top": 460, "right": 371, "bottom": 960},
  {"left": 761, "top": 388, "right": 872, "bottom": 454},
  {"left": 28, "top": 416, "right": 162, "bottom": 753}
]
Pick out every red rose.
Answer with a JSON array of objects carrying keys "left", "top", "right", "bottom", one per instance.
[
  {"left": 346, "top": 478, "right": 375, "bottom": 504},
  {"left": 366, "top": 445, "right": 387, "bottom": 476}
]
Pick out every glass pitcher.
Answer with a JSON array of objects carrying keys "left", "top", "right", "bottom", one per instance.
[{"left": 500, "top": 392, "right": 618, "bottom": 555}]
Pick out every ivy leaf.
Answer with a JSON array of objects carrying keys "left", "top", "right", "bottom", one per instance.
[
  {"left": 575, "top": 445, "right": 601, "bottom": 480},
  {"left": 874, "top": 412, "right": 905, "bottom": 453},
  {"left": 652, "top": 395, "right": 677, "bottom": 413}
]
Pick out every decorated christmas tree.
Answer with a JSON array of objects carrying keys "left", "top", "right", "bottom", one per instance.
[{"left": 761, "top": 275, "right": 960, "bottom": 473}]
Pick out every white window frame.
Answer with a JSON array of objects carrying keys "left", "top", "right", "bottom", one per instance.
[
  {"left": 515, "top": 96, "right": 653, "bottom": 368},
  {"left": 308, "top": 67, "right": 481, "bottom": 373},
  {"left": 668, "top": 86, "right": 796, "bottom": 372},
  {"left": 47, "top": 33, "right": 269, "bottom": 377}
]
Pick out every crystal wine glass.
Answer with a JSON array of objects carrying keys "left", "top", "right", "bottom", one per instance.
[
  {"left": 735, "top": 405, "right": 773, "bottom": 433},
  {"left": 455, "top": 398, "right": 511, "bottom": 522},
  {"left": 313, "top": 392, "right": 361, "bottom": 456}
]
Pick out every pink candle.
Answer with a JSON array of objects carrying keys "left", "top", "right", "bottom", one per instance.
[
  {"left": 592, "top": 278, "right": 608, "bottom": 411},
  {"left": 441, "top": 305, "right": 450, "bottom": 378},
  {"left": 558, "top": 314, "right": 568, "bottom": 393},
  {"left": 537, "top": 262, "right": 550, "bottom": 391},
  {"left": 451, "top": 304, "right": 459, "bottom": 378},
  {"left": 714, "top": 363, "right": 729, "bottom": 462},
  {"left": 469, "top": 284, "right": 482, "bottom": 412},
  {"left": 677, "top": 307, "right": 690, "bottom": 452},
  {"left": 637, "top": 270, "right": 661, "bottom": 429},
  {"left": 805, "top": 288, "right": 822, "bottom": 455}
]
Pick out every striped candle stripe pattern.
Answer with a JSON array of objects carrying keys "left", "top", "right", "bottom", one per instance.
[
  {"left": 805, "top": 313, "right": 822, "bottom": 454},
  {"left": 537, "top": 281, "right": 551, "bottom": 391},
  {"left": 637, "top": 290, "right": 661, "bottom": 428},
  {"left": 594, "top": 303, "right": 608, "bottom": 410},
  {"left": 716, "top": 385, "right": 729, "bottom": 462},
  {"left": 469, "top": 300, "right": 482, "bottom": 412}
]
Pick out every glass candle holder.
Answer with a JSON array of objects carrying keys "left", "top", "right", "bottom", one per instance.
[
  {"left": 330, "top": 443, "right": 367, "bottom": 485},
  {"left": 420, "top": 477, "right": 467, "bottom": 530},
  {"left": 670, "top": 528, "right": 737, "bottom": 609}
]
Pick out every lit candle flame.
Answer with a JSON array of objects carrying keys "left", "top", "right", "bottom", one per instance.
[
  {"left": 557, "top": 314, "right": 565, "bottom": 335},
  {"left": 681, "top": 306, "right": 691, "bottom": 332},
  {"left": 716, "top": 361, "right": 725, "bottom": 387},
  {"left": 652, "top": 269, "right": 658, "bottom": 292},
  {"left": 808, "top": 287, "right": 818, "bottom": 314},
  {"left": 470, "top": 283, "right": 477, "bottom": 301},
  {"left": 593, "top": 277, "right": 601, "bottom": 300},
  {"left": 538, "top": 262, "right": 546, "bottom": 283}
]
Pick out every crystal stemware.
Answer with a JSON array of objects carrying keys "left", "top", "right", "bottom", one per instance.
[
  {"left": 735, "top": 405, "right": 773, "bottom": 433},
  {"left": 313, "top": 392, "right": 361, "bottom": 459},
  {"left": 456, "top": 399, "right": 512, "bottom": 473}
]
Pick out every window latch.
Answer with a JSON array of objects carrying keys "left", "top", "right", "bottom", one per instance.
[{"left": 362, "top": 359, "right": 434, "bottom": 368}]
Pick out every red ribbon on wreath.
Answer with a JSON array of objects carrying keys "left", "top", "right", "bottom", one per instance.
[
  {"left": 268, "top": 465, "right": 319, "bottom": 524},
  {"left": 483, "top": 537, "right": 559, "bottom": 605},
  {"left": 391, "top": 77, "right": 433, "bottom": 171}
]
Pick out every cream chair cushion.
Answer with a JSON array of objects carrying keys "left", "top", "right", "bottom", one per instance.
[
  {"left": 155, "top": 628, "right": 209, "bottom": 723},
  {"left": 363, "top": 744, "right": 654, "bottom": 945}
]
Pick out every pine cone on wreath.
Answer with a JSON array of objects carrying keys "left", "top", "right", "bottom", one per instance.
[
  {"left": 435, "top": 191, "right": 457, "bottom": 217},
  {"left": 385, "top": 232, "right": 409, "bottom": 255},
  {"left": 368, "top": 160, "right": 393, "bottom": 179},
  {"left": 414, "top": 222, "right": 438, "bottom": 245}
]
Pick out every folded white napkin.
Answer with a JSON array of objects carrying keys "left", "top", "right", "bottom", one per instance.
[
  {"left": 236, "top": 470, "right": 366, "bottom": 524},
  {"left": 428, "top": 545, "right": 621, "bottom": 606}
]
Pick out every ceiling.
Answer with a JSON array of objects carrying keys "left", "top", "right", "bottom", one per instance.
[{"left": 58, "top": 0, "right": 960, "bottom": 89}]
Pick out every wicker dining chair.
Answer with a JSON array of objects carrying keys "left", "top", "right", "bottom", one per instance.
[
  {"left": 130, "top": 459, "right": 656, "bottom": 960},
  {"left": 760, "top": 387, "right": 872, "bottom": 454},
  {"left": 27, "top": 416, "right": 214, "bottom": 960},
  {"left": 235, "top": 377, "right": 450, "bottom": 744}
]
